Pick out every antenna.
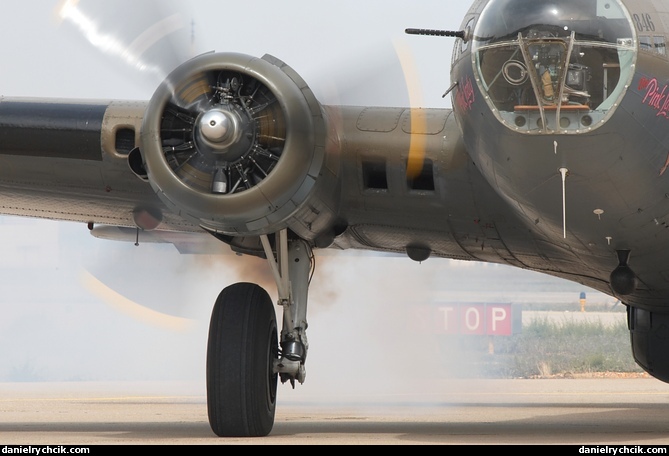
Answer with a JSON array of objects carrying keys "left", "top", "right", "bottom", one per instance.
[{"left": 559, "top": 168, "right": 568, "bottom": 239}]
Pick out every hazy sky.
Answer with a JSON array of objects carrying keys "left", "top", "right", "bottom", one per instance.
[
  {"left": 0, "top": 1, "right": 613, "bottom": 400},
  {"left": 0, "top": 0, "right": 473, "bottom": 105}
]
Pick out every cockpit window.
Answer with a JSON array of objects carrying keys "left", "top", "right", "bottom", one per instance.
[{"left": 471, "top": 0, "right": 635, "bottom": 134}]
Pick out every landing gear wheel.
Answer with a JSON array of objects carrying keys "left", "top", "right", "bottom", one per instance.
[{"left": 206, "top": 282, "right": 278, "bottom": 437}]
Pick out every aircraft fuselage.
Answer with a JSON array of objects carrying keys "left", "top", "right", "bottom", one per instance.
[{"left": 451, "top": 0, "right": 669, "bottom": 311}]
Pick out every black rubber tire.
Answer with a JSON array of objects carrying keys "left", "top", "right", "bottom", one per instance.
[{"left": 206, "top": 282, "right": 278, "bottom": 437}]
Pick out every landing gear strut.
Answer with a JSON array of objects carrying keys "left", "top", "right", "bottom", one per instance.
[
  {"left": 260, "top": 229, "right": 312, "bottom": 386},
  {"left": 206, "top": 229, "right": 312, "bottom": 437}
]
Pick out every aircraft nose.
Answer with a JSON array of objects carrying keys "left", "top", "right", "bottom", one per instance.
[{"left": 469, "top": 0, "right": 636, "bottom": 134}]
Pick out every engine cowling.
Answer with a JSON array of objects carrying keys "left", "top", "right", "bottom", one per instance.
[{"left": 140, "top": 52, "right": 332, "bottom": 237}]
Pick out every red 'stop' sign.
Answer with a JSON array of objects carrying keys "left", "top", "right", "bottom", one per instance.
[{"left": 417, "top": 303, "right": 515, "bottom": 336}]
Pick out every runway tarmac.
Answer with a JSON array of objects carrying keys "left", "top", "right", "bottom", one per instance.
[{"left": 3, "top": 378, "right": 669, "bottom": 445}]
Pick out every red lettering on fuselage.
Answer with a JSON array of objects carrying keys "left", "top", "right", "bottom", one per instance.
[
  {"left": 456, "top": 76, "right": 475, "bottom": 112},
  {"left": 641, "top": 77, "right": 669, "bottom": 118},
  {"left": 638, "top": 76, "right": 651, "bottom": 91}
]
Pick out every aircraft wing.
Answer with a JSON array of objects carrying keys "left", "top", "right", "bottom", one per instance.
[
  {"left": 0, "top": 97, "right": 222, "bottom": 252},
  {"left": 0, "top": 98, "right": 182, "bottom": 228},
  {"left": 0, "top": 71, "right": 599, "bottom": 290}
]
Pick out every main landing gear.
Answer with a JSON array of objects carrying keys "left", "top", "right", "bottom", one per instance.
[{"left": 206, "top": 229, "right": 312, "bottom": 437}]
